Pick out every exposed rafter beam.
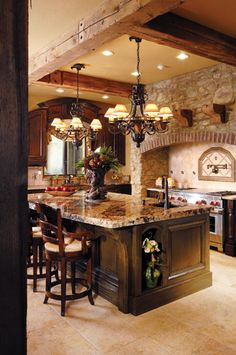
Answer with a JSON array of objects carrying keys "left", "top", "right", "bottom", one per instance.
[
  {"left": 36, "top": 70, "right": 132, "bottom": 98},
  {"left": 129, "top": 13, "right": 236, "bottom": 66},
  {"left": 29, "top": 0, "right": 185, "bottom": 83}
]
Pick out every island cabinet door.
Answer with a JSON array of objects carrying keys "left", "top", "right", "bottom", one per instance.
[{"left": 162, "top": 215, "right": 210, "bottom": 286}]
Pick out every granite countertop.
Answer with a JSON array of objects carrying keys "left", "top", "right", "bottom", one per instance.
[
  {"left": 221, "top": 195, "right": 236, "bottom": 200},
  {"left": 147, "top": 187, "right": 234, "bottom": 194},
  {"left": 28, "top": 191, "right": 211, "bottom": 229},
  {"left": 28, "top": 183, "right": 131, "bottom": 190}
]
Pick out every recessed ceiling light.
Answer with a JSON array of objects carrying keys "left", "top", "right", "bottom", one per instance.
[
  {"left": 102, "top": 95, "right": 109, "bottom": 99},
  {"left": 176, "top": 52, "right": 189, "bottom": 60},
  {"left": 102, "top": 50, "right": 114, "bottom": 56},
  {"left": 56, "top": 88, "right": 64, "bottom": 93},
  {"left": 157, "top": 64, "right": 165, "bottom": 70},
  {"left": 131, "top": 71, "right": 140, "bottom": 77}
]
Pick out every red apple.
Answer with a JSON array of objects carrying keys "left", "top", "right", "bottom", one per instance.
[
  {"left": 45, "top": 186, "right": 52, "bottom": 191},
  {"left": 54, "top": 186, "right": 60, "bottom": 191},
  {"left": 62, "top": 186, "right": 70, "bottom": 192}
]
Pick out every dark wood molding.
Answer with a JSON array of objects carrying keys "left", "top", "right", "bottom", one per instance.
[
  {"left": 129, "top": 12, "right": 236, "bottom": 66},
  {"left": 0, "top": 0, "right": 27, "bottom": 353},
  {"left": 38, "top": 70, "right": 132, "bottom": 98}
]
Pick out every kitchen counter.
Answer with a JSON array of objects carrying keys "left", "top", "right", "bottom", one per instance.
[
  {"left": 28, "top": 183, "right": 131, "bottom": 195},
  {"left": 29, "top": 191, "right": 212, "bottom": 315},
  {"left": 147, "top": 187, "right": 236, "bottom": 194},
  {"left": 28, "top": 191, "right": 211, "bottom": 229},
  {"left": 221, "top": 195, "right": 236, "bottom": 200}
]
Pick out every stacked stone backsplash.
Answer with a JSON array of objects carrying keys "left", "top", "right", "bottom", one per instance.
[{"left": 131, "top": 63, "right": 236, "bottom": 196}]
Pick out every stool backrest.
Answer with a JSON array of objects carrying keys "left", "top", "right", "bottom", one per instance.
[{"left": 36, "top": 203, "right": 65, "bottom": 256}]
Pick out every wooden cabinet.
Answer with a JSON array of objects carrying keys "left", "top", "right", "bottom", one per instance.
[
  {"left": 29, "top": 98, "right": 126, "bottom": 166},
  {"left": 28, "top": 109, "right": 47, "bottom": 166},
  {"left": 106, "top": 184, "right": 131, "bottom": 195},
  {"left": 222, "top": 199, "right": 236, "bottom": 256},
  {"left": 93, "top": 116, "right": 126, "bottom": 165}
]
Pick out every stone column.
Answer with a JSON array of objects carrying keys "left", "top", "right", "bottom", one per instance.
[{"left": 130, "top": 138, "right": 169, "bottom": 198}]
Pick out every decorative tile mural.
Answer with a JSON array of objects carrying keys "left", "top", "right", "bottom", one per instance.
[{"left": 198, "top": 147, "right": 235, "bottom": 181}]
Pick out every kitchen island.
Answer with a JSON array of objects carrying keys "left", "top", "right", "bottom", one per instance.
[{"left": 29, "top": 192, "right": 212, "bottom": 315}]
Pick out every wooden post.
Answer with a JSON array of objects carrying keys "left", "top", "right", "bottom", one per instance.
[{"left": 0, "top": 0, "right": 28, "bottom": 353}]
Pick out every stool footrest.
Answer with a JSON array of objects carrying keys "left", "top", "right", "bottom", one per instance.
[{"left": 45, "top": 278, "right": 92, "bottom": 302}]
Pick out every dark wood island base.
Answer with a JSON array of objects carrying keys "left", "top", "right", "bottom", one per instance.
[
  {"left": 91, "top": 214, "right": 212, "bottom": 315},
  {"left": 29, "top": 192, "right": 212, "bottom": 315}
]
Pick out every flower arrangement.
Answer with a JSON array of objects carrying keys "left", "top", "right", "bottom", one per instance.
[
  {"left": 142, "top": 237, "right": 161, "bottom": 288},
  {"left": 75, "top": 146, "right": 120, "bottom": 200},
  {"left": 142, "top": 238, "right": 160, "bottom": 254},
  {"left": 76, "top": 146, "right": 120, "bottom": 172}
]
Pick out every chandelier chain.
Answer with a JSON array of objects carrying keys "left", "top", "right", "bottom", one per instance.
[
  {"left": 137, "top": 41, "right": 140, "bottom": 85},
  {"left": 76, "top": 67, "right": 79, "bottom": 106}
]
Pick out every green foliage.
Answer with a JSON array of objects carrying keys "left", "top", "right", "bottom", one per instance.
[{"left": 75, "top": 146, "right": 120, "bottom": 172}]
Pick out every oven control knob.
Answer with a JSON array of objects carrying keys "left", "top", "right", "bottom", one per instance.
[
  {"left": 210, "top": 201, "right": 215, "bottom": 205},
  {"left": 182, "top": 198, "right": 187, "bottom": 203},
  {"left": 170, "top": 196, "right": 175, "bottom": 200},
  {"left": 177, "top": 197, "right": 182, "bottom": 201},
  {"left": 201, "top": 199, "right": 207, "bottom": 205},
  {"left": 215, "top": 201, "right": 221, "bottom": 207},
  {"left": 196, "top": 200, "right": 199, "bottom": 205}
]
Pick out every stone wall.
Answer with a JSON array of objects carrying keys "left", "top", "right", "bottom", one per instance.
[
  {"left": 146, "top": 63, "right": 236, "bottom": 135},
  {"left": 131, "top": 141, "right": 168, "bottom": 197},
  {"left": 131, "top": 63, "right": 236, "bottom": 196}
]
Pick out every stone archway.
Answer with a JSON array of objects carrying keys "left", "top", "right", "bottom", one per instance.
[
  {"left": 131, "top": 130, "right": 236, "bottom": 197},
  {"left": 140, "top": 131, "right": 236, "bottom": 153}
]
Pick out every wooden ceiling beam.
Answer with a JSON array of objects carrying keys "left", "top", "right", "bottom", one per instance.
[
  {"left": 128, "top": 13, "right": 236, "bottom": 66},
  {"left": 29, "top": 0, "right": 185, "bottom": 83},
  {"left": 36, "top": 70, "right": 132, "bottom": 98}
]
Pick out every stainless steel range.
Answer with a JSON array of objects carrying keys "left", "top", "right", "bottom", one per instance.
[{"left": 169, "top": 189, "right": 236, "bottom": 252}]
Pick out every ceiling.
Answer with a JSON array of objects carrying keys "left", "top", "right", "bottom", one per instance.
[
  {"left": 29, "top": 0, "right": 236, "bottom": 110},
  {"left": 174, "top": 0, "right": 236, "bottom": 38},
  {"left": 60, "top": 35, "right": 217, "bottom": 85}
]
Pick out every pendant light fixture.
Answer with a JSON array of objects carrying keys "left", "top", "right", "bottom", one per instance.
[
  {"left": 105, "top": 37, "right": 173, "bottom": 148},
  {"left": 51, "top": 63, "right": 102, "bottom": 149}
]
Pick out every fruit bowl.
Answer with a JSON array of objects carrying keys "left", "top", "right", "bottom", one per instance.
[
  {"left": 45, "top": 186, "right": 77, "bottom": 197},
  {"left": 46, "top": 191, "right": 76, "bottom": 197}
]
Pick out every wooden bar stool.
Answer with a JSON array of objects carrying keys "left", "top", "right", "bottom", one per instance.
[
  {"left": 27, "top": 215, "right": 46, "bottom": 292},
  {"left": 37, "top": 203, "right": 94, "bottom": 316},
  {"left": 27, "top": 210, "right": 58, "bottom": 292}
]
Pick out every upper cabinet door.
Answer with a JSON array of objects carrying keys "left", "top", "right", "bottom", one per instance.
[
  {"left": 28, "top": 109, "right": 47, "bottom": 166},
  {"left": 92, "top": 116, "right": 126, "bottom": 165}
]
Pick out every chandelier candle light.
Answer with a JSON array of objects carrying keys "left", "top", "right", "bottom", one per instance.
[
  {"left": 105, "top": 37, "right": 173, "bottom": 147},
  {"left": 51, "top": 63, "right": 102, "bottom": 149}
]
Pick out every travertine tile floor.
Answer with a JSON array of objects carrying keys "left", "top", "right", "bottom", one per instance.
[{"left": 27, "top": 250, "right": 236, "bottom": 354}]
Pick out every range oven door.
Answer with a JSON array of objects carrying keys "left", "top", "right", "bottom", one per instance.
[{"left": 209, "top": 210, "right": 223, "bottom": 251}]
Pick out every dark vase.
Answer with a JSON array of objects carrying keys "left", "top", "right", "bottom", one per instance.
[
  {"left": 85, "top": 168, "right": 107, "bottom": 200},
  {"left": 145, "top": 257, "right": 160, "bottom": 289},
  {"left": 145, "top": 275, "right": 159, "bottom": 289}
]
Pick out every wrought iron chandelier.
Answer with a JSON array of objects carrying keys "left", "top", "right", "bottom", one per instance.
[
  {"left": 51, "top": 63, "right": 102, "bottom": 149},
  {"left": 105, "top": 37, "right": 173, "bottom": 147}
]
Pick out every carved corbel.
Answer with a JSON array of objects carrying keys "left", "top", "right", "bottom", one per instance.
[
  {"left": 202, "top": 104, "right": 226, "bottom": 124},
  {"left": 174, "top": 109, "right": 193, "bottom": 127}
]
